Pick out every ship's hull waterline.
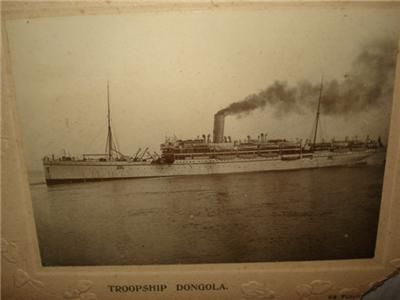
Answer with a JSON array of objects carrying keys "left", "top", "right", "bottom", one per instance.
[{"left": 43, "top": 150, "right": 385, "bottom": 185}]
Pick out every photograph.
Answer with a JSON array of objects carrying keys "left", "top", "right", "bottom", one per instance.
[{"left": 5, "top": 4, "right": 400, "bottom": 266}]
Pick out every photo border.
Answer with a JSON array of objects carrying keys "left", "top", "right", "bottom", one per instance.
[{"left": 2, "top": 1, "right": 400, "bottom": 299}]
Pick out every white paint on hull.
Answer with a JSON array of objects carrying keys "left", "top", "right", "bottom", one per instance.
[{"left": 43, "top": 150, "right": 386, "bottom": 183}]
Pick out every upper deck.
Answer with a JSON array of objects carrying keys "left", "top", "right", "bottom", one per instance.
[{"left": 159, "top": 136, "right": 383, "bottom": 162}]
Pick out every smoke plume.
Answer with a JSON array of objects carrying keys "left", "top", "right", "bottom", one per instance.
[{"left": 217, "top": 38, "right": 398, "bottom": 117}]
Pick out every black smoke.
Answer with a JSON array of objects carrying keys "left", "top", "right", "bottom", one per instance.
[{"left": 217, "top": 38, "right": 398, "bottom": 117}]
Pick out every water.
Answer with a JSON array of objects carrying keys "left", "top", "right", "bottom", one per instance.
[{"left": 29, "top": 166, "right": 384, "bottom": 266}]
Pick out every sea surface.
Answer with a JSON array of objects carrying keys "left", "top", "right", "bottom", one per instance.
[{"left": 29, "top": 165, "right": 384, "bottom": 266}]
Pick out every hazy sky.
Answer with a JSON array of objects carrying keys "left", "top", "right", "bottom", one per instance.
[{"left": 6, "top": 5, "right": 400, "bottom": 170}]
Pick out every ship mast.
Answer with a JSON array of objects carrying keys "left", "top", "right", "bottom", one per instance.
[
  {"left": 312, "top": 79, "right": 323, "bottom": 148},
  {"left": 106, "top": 81, "right": 113, "bottom": 160}
]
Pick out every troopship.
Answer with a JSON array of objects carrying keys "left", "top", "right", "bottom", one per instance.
[{"left": 42, "top": 82, "right": 386, "bottom": 185}]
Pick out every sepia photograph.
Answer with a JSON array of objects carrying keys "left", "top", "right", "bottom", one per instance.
[{"left": 5, "top": 4, "right": 400, "bottom": 267}]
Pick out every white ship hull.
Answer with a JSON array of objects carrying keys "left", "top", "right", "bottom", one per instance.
[{"left": 43, "top": 150, "right": 385, "bottom": 185}]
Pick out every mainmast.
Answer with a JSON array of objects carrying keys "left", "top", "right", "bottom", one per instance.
[
  {"left": 106, "top": 81, "right": 113, "bottom": 160},
  {"left": 312, "top": 79, "right": 323, "bottom": 147}
]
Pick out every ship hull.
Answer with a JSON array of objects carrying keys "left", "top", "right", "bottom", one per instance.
[{"left": 43, "top": 150, "right": 385, "bottom": 185}]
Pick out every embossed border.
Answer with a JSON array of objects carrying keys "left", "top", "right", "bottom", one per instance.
[{"left": 1, "top": 1, "right": 400, "bottom": 300}]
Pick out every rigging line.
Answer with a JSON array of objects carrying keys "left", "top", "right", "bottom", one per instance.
[
  {"left": 105, "top": 130, "right": 110, "bottom": 154},
  {"left": 309, "top": 116, "right": 317, "bottom": 143},
  {"left": 322, "top": 118, "right": 328, "bottom": 141},
  {"left": 318, "top": 117, "right": 324, "bottom": 142},
  {"left": 312, "top": 77, "right": 324, "bottom": 146},
  {"left": 112, "top": 139, "right": 119, "bottom": 155},
  {"left": 83, "top": 121, "right": 108, "bottom": 154},
  {"left": 113, "top": 126, "right": 120, "bottom": 153}
]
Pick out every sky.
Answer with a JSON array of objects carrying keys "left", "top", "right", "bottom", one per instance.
[{"left": 6, "top": 4, "right": 400, "bottom": 170}]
